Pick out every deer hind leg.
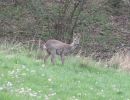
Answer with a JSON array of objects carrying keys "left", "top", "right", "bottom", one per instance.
[{"left": 50, "top": 50, "right": 56, "bottom": 65}]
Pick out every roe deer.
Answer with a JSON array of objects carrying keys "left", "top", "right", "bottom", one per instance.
[{"left": 43, "top": 33, "right": 81, "bottom": 64}]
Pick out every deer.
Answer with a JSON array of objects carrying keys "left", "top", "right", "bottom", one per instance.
[{"left": 43, "top": 33, "right": 81, "bottom": 65}]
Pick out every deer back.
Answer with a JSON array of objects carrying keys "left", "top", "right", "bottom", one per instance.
[{"left": 44, "top": 39, "right": 72, "bottom": 54}]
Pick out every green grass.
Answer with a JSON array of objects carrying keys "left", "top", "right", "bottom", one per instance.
[{"left": 0, "top": 44, "right": 130, "bottom": 100}]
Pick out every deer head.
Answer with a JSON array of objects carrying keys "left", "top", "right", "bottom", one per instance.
[{"left": 70, "top": 33, "right": 81, "bottom": 49}]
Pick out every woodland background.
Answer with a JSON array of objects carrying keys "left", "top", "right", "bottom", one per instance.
[{"left": 0, "top": 0, "right": 130, "bottom": 60}]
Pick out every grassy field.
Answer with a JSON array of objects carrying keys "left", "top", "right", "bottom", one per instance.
[{"left": 0, "top": 44, "right": 130, "bottom": 100}]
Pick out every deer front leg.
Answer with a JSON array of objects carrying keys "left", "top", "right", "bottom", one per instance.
[
  {"left": 50, "top": 50, "right": 56, "bottom": 65},
  {"left": 51, "top": 54, "right": 56, "bottom": 65},
  {"left": 60, "top": 53, "right": 65, "bottom": 65}
]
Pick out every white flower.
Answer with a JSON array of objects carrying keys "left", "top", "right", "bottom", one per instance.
[
  {"left": 27, "top": 88, "right": 32, "bottom": 92},
  {"left": 48, "top": 78, "right": 52, "bottom": 82},
  {"left": 26, "top": 68, "right": 29, "bottom": 72},
  {"left": 31, "top": 70, "right": 35, "bottom": 73},
  {"left": 15, "top": 87, "right": 40, "bottom": 97},
  {"left": 1, "top": 74, "right": 4, "bottom": 77},
  {"left": 35, "top": 60, "right": 41, "bottom": 63},
  {"left": 0, "top": 87, "right": 3, "bottom": 91},
  {"left": 45, "top": 95, "right": 49, "bottom": 100},
  {"left": 21, "top": 65, "right": 26, "bottom": 69},
  {"left": 29, "top": 92, "right": 37, "bottom": 97},
  {"left": 41, "top": 74, "right": 45, "bottom": 77},
  {"left": 7, "top": 81, "right": 13, "bottom": 87},
  {"left": 42, "top": 64, "right": 45, "bottom": 68},
  {"left": 48, "top": 92, "right": 56, "bottom": 96},
  {"left": 21, "top": 73, "right": 26, "bottom": 76},
  {"left": 6, "top": 55, "right": 14, "bottom": 59}
]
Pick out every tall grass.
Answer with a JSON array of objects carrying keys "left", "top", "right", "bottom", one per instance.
[
  {"left": 0, "top": 42, "right": 130, "bottom": 100},
  {"left": 108, "top": 50, "right": 130, "bottom": 71}
]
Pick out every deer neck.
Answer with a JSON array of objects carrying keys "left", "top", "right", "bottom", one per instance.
[{"left": 70, "top": 42, "right": 78, "bottom": 50}]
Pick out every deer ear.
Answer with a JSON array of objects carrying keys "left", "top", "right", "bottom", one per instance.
[{"left": 76, "top": 33, "right": 81, "bottom": 38}]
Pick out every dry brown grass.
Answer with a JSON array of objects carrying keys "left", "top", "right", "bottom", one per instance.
[{"left": 108, "top": 49, "right": 130, "bottom": 71}]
